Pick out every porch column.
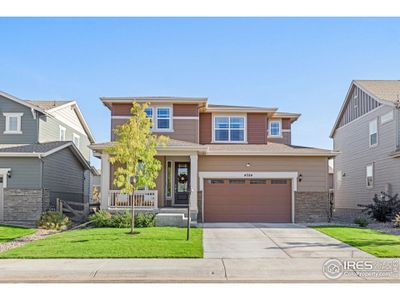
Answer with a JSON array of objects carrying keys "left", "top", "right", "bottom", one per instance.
[
  {"left": 190, "top": 154, "right": 198, "bottom": 214},
  {"left": 100, "top": 153, "right": 110, "bottom": 209}
]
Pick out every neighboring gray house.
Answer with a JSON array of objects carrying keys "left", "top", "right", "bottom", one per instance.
[
  {"left": 331, "top": 80, "right": 400, "bottom": 220},
  {"left": 0, "top": 91, "right": 95, "bottom": 223}
]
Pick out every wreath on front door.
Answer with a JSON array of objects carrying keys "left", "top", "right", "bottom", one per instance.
[{"left": 177, "top": 174, "right": 188, "bottom": 184}]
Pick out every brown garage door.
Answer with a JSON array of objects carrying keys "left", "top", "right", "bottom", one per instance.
[{"left": 204, "top": 178, "right": 292, "bottom": 222}]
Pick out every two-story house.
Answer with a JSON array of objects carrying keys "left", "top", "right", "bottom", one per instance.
[
  {"left": 0, "top": 91, "right": 95, "bottom": 223},
  {"left": 91, "top": 96, "right": 335, "bottom": 224},
  {"left": 331, "top": 80, "right": 400, "bottom": 221}
]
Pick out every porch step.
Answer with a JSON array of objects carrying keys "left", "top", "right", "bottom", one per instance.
[
  {"left": 155, "top": 213, "right": 186, "bottom": 227},
  {"left": 158, "top": 208, "right": 189, "bottom": 217}
]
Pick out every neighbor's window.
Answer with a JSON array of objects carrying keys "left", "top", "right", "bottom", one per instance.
[
  {"left": 369, "top": 119, "right": 378, "bottom": 147},
  {"left": 166, "top": 161, "right": 173, "bottom": 199},
  {"left": 72, "top": 133, "right": 80, "bottom": 148},
  {"left": 366, "top": 164, "right": 374, "bottom": 188},
  {"left": 3, "top": 113, "right": 23, "bottom": 134},
  {"left": 59, "top": 125, "right": 66, "bottom": 141},
  {"left": 214, "top": 116, "right": 245, "bottom": 142},
  {"left": 269, "top": 120, "right": 281, "bottom": 137},
  {"left": 156, "top": 107, "right": 171, "bottom": 130}
]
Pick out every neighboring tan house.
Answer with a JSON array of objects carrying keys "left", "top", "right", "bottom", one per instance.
[
  {"left": 91, "top": 96, "right": 336, "bottom": 224},
  {"left": 0, "top": 91, "right": 95, "bottom": 223},
  {"left": 331, "top": 80, "right": 400, "bottom": 220}
]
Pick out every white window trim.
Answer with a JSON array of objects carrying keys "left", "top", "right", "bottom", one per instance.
[
  {"left": 212, "top": 114, "right": 247, "bottom": 143},
  {"left": 59, "top": 125, "right": 66, "bottom": 141},
  {"left": 366, "top": 163, "right": 374, "bottom": 188},
  {"left": 3, "top": 113, "right": 23, "bottom": 134},
  {"left": 155, "top": 106, "right": 173, "bottom": 132},
  {"left": 368, "top": 118, "right": 378, "bottom": 148},
  {"left": 268, "top": 119, "right": 282, "bottom": 138},
  {"left": 72, "top": 133, "right": 81, "bottom": 148}
]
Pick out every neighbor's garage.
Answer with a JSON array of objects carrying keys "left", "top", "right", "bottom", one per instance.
[{"left": 204, "top": 178, "right": 292, "bottom": 222}]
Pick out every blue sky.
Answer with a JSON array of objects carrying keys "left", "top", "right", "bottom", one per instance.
[{"left": 1, "top": 17, "right": 400, "bottom": 166}]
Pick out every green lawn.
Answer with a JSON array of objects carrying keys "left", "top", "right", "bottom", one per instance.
[
  {"left": 313, "top": 226, "right": 400, "bottom": 258},
  {"left": 0, "top": 227, "right": 203, "bottom": 258},
  {"left": 0, "top": 225, "right": 36, "bottom": 244}
]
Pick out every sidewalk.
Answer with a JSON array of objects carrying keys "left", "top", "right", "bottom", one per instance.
[{"left": 1, "top": 258, "right": 399, "bottom": 283}]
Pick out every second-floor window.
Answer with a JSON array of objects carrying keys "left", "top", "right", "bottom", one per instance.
[
  {"left": 369, "top": 118, "right": 378, "bottom": 147},
  {"left": 59, "top": 125, "right": 66, "bottom": 141},
  {"left": 3, "top": 113, "right": 23, "bottom": 134},
  {"left": 73, "top": 133, "right": 80, "bottom": 148},
  {"left": 156, "top": 107, "right": 171, "bottom": 130},
  {"left": 268, "top": 119, "right": 282, "bottom": 137},
  {"left": 214, "top": 116, "right": 245, "bottom": 142}
]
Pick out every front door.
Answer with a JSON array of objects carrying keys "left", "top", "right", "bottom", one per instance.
[{"left": 174, "top": 162, "right": 190, "bottom": 205}]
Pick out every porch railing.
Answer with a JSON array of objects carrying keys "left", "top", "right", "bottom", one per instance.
[{"left": 108, "top": 190, "right": 158, "bottom": 209}]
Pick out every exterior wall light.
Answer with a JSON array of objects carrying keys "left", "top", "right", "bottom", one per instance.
[
  {"left": 7, "top": 170, "right": 11, "bottom": 178},
  {"left": 298, "top": 174, "right": 303, "bottom": 182},
  {"left": 245, "top": 163, "right": 251, "bottom": 167}
]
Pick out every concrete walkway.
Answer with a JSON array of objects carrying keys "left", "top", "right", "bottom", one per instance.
[
  {"left": 0, "top": 257, "right": 399, "bottom": 282},
  {"left": 203, "top": 223, "right": 373, "bottom": 258}
]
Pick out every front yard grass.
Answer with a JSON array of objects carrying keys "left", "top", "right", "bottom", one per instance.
[
  {"left": 0, "top": 225, "right": 36, "bottom": 244},
  {"left": 0, "top": 227, "right": 203, "bottom": 258},
  {"left": 313, "top": 226, "right": 400, "bottom": 258}
]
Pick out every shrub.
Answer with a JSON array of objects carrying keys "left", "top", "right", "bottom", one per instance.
[
  {"left": 358, "top": 192, "right": 400, "bottom": 222},
  {"left": 89, "top": 210, "right": 155, "bottom": 228},
  {"left": 38, "top": 211, "right": 71, "bottom": 230},
  {"left": 393, "top": 213, "right": 400, "bottom": 228},
  {"left": 111, "top": 211, "right": 132, "bottom": 228},
  {"left": 135, "top": 212, "right": 156, "bottom": 228},
  {"left": 354, "top": 217, "right": 369, "bottom": 228},
  {"left": 89, "top": 210, "right": 112, "bottom": 227}
]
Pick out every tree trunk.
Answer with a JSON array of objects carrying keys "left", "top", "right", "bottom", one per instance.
[{"left": 130, "top": 186, "right": 135, "bottom": 234}]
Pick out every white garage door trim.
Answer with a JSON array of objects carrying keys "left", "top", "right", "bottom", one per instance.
[{"left": 199, "top": 171, "right": 298, "bottom": 223}]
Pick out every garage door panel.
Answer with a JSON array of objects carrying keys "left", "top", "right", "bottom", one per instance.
[{"left": 204, "top": 178, "right": 292, "bottom": 223}]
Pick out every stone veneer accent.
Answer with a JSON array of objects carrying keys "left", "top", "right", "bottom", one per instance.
[
  {"left": 3, "top": 189, "right": 50, "bottom": 222},
  {"left": 197, "top": 191, "right": 203, "bottom": 222},
  {"left": 295, "top": 191, "right": 330, "bottom": 223},
  {"left": 333, "top": 208, "right": 367, "bottom": 223}
]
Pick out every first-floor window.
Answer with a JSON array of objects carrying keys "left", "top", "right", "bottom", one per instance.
[
  {"left": 214, "top": 116, "right": 245, "bottom": 142},
  {"left": 366, "top": 164, "right": 374, "bottom": 188},
  {"left": 3, "top": 113, "right": 23, "bottom": 134}
]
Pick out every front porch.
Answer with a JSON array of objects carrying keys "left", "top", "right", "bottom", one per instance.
[{"left": 99, "top": 152, "right": 200, "bottom": 220}]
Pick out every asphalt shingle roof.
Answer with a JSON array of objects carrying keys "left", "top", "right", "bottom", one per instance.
[
  {"left": 355, "top": 80, "right": 400, "bottom": 104},
  {"left": 0, "top": 141, "right": 70, "bottom": 153},
  {"left": 26, "top": 100, "right": 73, "bottom": 111}
]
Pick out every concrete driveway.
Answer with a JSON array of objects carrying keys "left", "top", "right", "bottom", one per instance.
[{"left": 203, "top": 223, "right": 373, "bottom": 258}]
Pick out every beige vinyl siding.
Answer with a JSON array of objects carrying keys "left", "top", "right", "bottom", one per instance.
[
  {"left": 334, "top": 104, "right": 400, "bottom": 209},
  {"left": 198, "top": 156, "right": 328, "bottom": 192},
  {"left": 39, "top": 115, "right": 91, "bottom": 160},
  {"left": 161, "top": 119, "right": 198, "bottom": 143}
]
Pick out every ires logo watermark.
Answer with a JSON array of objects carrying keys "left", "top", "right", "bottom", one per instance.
[{"left": 323, "top": 259, "right": 400, "bottom": 280}]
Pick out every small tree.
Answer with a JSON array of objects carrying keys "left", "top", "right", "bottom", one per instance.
[
  {"left": 106, "top": 102, "right": 168, "bottom": 234},
  {"left": 358, "top": 192, "right": 400, "bottom": 222}
]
